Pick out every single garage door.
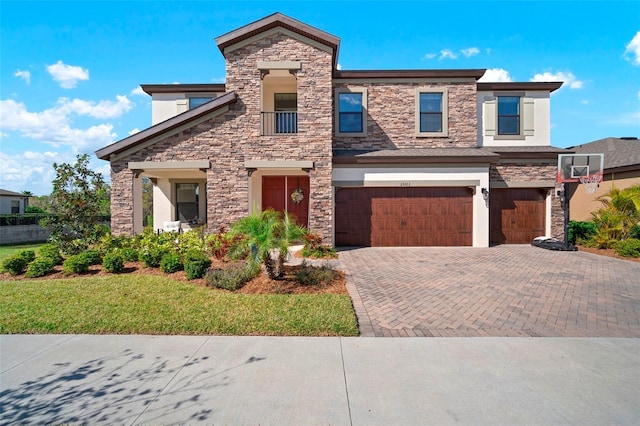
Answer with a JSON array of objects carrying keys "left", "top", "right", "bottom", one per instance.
[
  {"left": 335, "top": 187, "right": 473, "bottom": 247},
  {"left": 489, "top": 188, "right": 546, "bottom": 245}
]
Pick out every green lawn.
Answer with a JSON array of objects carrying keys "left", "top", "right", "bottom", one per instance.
[
  {"left": 0, "top": 275, "right": 359, "bottom": 336},
  {"left": 0, "top": 243, "right": 45, "bottom": 263}
]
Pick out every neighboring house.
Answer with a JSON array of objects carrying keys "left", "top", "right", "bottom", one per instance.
[
  {"left": 96, "top": 13, "right": 567, "bottom": 247},
  {"left": 0, "top": 189, "right": 29, "bottom": 215},
  {"left": 567, "top": 137, "right": 640, "bottom": 221}
]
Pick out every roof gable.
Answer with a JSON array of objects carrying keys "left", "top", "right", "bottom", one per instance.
[{"left": 215, "top": 12, "right": 340, "bottom": 68}]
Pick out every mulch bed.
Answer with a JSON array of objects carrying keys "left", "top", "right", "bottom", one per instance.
[
  {"left": 0, "top": 259, "right": 348, "bottom": 295},
  {"left": 576, "top": 245, "right": 640, "bottom": 263}
]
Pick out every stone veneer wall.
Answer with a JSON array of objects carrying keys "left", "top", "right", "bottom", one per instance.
[
  {"left": 110, "top": 33, "right": 335, "bottom": 243},
  {"left": 332, "top": 82, "right": 477, "bottom": 149},
  {"left": 490, "top": 162, "right": 564, "bottom": 239}
]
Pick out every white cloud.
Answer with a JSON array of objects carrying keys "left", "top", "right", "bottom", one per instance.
[
  {"left": 461, "top": 47, "right": 480, "bottom": 57},
  {"left": 128, "top": 128, "right": 140, "bottom": 135},
  {"left": 637, "top": 90, "right": 640, "bottom": 100},
  {"left": 130, "top": 86, "right": 146, "bottom": 96},
  {"left": 624, "top": 31, "right": 640, "bottom": 65},
  {"left": 46, "top": 60, "right": 89, "bottom": 89},
  {"left": 601, "top": 110, "right": 640, "bottom": 126},
  {"left": 211, "top": 76, "right": 226, "bottom": 83},
  {"left": 0, "top": 150, "right": 64, "bottom": 196},
  {"left": 530, "top": 71, "right": 582, "bottom": 89},
  {"left": 337, "top": 63, "right": 343, "bottom": 70},
  {"left": 439, "top": 49, "right": 457, "bottom": 60},
  {"left": 0, "top": 98, "right": 118, "bottom": 153},
  {"left": 423, "top": 53, "right": 437, "bottom": 60},
  {"left": 0, "top": 131, "right": 8, "bottom": 138},
  {"left": 55, "top": 95, "right": 133, "bottom": 119},
  {"left": 14, "top": 69, "right": 31, "bottom": 84},
  {"left": 478, "top": 68, "right": 513, "bottom": 82},
  {"left": 581, "top": 100, "right": 590, "bottom": 105}
]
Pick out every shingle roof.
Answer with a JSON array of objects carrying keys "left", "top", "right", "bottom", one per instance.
[
  {"left": 0, "top": 189, "right": 27, "bottom": 197},
  {"left": 569, "top": 137, "right": 640, "bottom": 171}
]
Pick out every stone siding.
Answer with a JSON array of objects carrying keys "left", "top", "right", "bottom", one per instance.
[
  {"left": 332, "top": 82, "right": 478, "bottom": 149},
  {"left": 110, "top": 33, "right": 335, "bottom": 243},
  {"left": 491, "top": 162, "right": 565, "bottom": 239}
]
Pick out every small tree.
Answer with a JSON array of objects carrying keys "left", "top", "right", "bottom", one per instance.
[
  {"left": 40, "top": 154, "right": 110, "bottom": 255},
  {"left": 228, "top": 209, "right": 305, "bottom": 279},
  {"left": 590, "top": 185, "right": 640, "bottom": 248}
]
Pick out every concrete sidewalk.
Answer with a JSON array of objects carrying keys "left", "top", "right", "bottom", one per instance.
[{"left": 1, "top": 335, "right": 638, "bottom": 425}]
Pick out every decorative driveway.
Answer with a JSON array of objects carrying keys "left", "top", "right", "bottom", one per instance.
[{"left": 339, "top": 246, "right": 640, "bottom": 337}]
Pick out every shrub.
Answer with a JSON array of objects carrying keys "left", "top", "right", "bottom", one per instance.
[
  {"left": 2, "top": 254, "right": 29, "bottom": 276},
  {"left": 80, "top": 249, "right": 102, "bottom": 265},
  {"left": 25, "top": 258, "right": 55, "bottom": 278},
  {"left": 120, "top": 247, "right": 139, "bottom": 262},
  {"left": 184, "top": 251, "right": 212, "bottom": 280},
  {"left": 102, "top": 252, "right": 125, "bottom": 273},
  {"left": 18, "top": 250, "right": 37, "bottom": 264},
  {"left": 614, "top": 238, "right": 640, "bottom": 258},
  {"left": 139, "top": 246, "right": 169, "bottom": 268},
  {"left": 205, "top": 262, "right": 260, "bottom": 290},
  {"left": 38, "top": 243, "right": 63, "bottom": 265},
  {"left": 568, "top": 221, "right": 597, "bottom": 245},
  {"left": 206, "top": 226, "right": 240, "bottom": 260},
  {"left": 160, "top": 253, "right": 184, "bottom": 273},
  {"left": 177, "top": 228, "right": 206, "bottom": 255},
  {"left": 295, "top": 261, "right": 336, "bottom": 286},
  {"left": 631, "top": 224, "right": 640, "bottom": 240},
  {"left": 301, "top": 232, "right": 337, "bottom": 259},
  {"left": 62, "top": 254, "right": 91, "bottom": 274}
]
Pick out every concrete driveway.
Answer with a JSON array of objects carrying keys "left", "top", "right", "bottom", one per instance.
[{"left": 339, "top": 245, "right": 640, "bottom": 337}]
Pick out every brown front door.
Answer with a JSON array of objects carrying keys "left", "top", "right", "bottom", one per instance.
[
  {"left": 490, "top": 188, "right": 546, "bottom": 244},
  {"left": 262, "top": 176, "right": 309, "bottom": 228},
  {"left": 335, "top": 187, "right": 473, "bottom": 247}
]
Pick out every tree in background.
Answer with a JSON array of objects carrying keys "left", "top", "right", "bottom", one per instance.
[
  {"left": 40, "top": 154, "right": 110, "bottom": 255},
  {"left": 590, "top": 184, "right": 640, "bottom": 248}
]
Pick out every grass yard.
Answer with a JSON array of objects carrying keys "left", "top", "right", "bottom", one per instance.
[
  {"left": 0, "top": 243, "right": 45, "bottom": 263},
  {"left": 0, "top": 274, "right": 358, "bottom": 336}
]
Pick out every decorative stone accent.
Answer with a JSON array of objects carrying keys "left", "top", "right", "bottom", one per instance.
[
  {"left": 333, "top": 82, "right": 478, "bottom": 149},
  {"left": 111, "top": 32, "right": 335, "bottom": 243}
]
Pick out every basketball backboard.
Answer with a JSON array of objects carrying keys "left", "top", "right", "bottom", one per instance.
[{"left": 557, "top": 153, "right": 604, "bottom": 183}]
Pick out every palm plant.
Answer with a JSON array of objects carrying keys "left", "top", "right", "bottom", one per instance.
[
  {"left": 591, "top": 185, "right": 640, "bottom": 248},
  {"left": 228, "top": 209, "right": 306, "bottom": 279}
]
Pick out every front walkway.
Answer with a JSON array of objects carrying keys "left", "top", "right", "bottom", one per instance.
[{"left": 339, "top": 245, "right": 640, "bottom": 337}]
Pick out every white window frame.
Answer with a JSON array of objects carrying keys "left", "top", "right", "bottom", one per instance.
[
  {"left": 415, "top": 87, "right": 448, "bottom": 137},
  {"left": 335, "top": 87, "right": 367, "bottom": 137}
]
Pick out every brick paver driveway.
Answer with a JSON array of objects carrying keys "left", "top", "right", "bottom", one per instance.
[{"left": 339, "top": 246, "right": 640, "bottom": 337}]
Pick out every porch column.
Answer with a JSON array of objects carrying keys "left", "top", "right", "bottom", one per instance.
[{"left": 132, "top": 175, "right": 143, "bottom": 234}]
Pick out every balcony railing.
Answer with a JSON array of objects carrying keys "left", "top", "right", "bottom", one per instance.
[{"left": 261, "top": 111, "right": 298, "bottom": 135}]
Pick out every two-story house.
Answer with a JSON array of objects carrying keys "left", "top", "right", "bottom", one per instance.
[{"left": 96, "top": 13, "right": 566, "bottom": 247}]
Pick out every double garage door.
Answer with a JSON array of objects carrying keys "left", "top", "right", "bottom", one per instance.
[
  {"left": 335, "top": 187, "right": 473, "bottom": 247},
  {"left": 335, "top": 187, "right": 546, "bottom": 247}
]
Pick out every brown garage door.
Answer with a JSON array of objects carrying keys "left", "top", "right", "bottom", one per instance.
[
  {"left": 490, "top": 188, "right": 546, "bottom": 245},
  {"left": 335, "top": 187, "right": 473, "bottom": 247}
]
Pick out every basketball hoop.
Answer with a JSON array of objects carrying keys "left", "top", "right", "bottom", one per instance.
[{"left": 579, "top": 174, "right": 602, "bottom": 194}]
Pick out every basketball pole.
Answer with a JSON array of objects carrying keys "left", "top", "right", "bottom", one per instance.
[{"left": 563, "top": 183, "right": 569, "bottom": 249}]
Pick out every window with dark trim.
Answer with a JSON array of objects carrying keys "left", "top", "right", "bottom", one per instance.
[
  {"left": 338, "top": 92, "right": 363, "bottom": 133},
  {"left": 497, "top": 96, "right": 521, "bottom": 135},
  {"left": 188, "top": 97, "right": 213, "bottom": 109},
  {"left": 419, "top": 93, "right": 443, "bottom": 132},
  {"left": 176, "top": 183, "right": 199, "bottom": 222}
]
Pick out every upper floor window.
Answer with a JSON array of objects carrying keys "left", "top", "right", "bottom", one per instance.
[
  {"left": 274, "top": 93, "right": 297, "bottom": 134},
  {"left": 335, "top": 87, "right": 367, "bottom": 137},
  {"left": 189, "top": 97, "right": 213, "bottom": 109},
  {"left": 497, "top": 96, "right": 521, "bottom": 135},
  {"left": 415, "top": 88, "right": 448, "bottom": 137}
]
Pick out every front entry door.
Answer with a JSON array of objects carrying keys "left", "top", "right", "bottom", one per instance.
[{"left": 262, "top": 176, "right": 310, "bottom": 228}]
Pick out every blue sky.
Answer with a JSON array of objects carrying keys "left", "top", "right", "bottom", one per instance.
[{"left": 1, "top": 0, "right": 639, "bottom": 196}]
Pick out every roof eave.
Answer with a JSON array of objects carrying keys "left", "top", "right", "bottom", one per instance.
[
  {"left": 334, "top": 69, "right": 487, "bottom": 80},
  {"left": 477, "top": 82, "right": 563, "bottom": 92},
  {"left": 141, "top": 84, "right": 226, "bottom": 95}
]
